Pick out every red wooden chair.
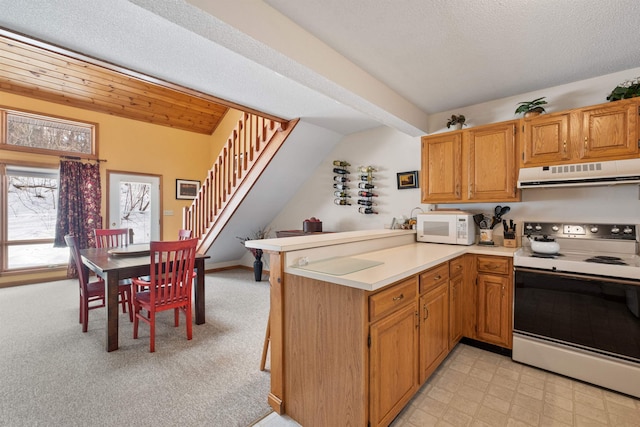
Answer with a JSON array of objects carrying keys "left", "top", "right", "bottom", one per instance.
[
  {"left": 65, "top": 234, "right": 133, "bottom": 332},
  {"left": 94, "top": 228, "right": 134, "bottom": 318},
  {"left": 94, "top": 228, "right": 130, "bottom": 248},
  {"left": 131, "top": 238, "right": 198, "bottom": 352}
]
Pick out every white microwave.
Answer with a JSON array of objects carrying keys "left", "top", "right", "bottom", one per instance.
[{"left": 416, "top": 211, "right": 476, "bottom": 245}]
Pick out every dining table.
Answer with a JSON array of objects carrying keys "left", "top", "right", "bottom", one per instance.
[{"left": 80, "top": 244, "right": 209, "bottom": 352}]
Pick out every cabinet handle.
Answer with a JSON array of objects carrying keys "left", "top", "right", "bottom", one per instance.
[
  {"left": 423, "top": 304, "right": 429, "bottom": 320},
  {"left": 502, "top": 285, "right": 505, "bottom": 297},
  {"left": 393, "top": 293, "right": 404, "bottom": 302},
  {"left": 434, "top": 275, "right": 441, "bottom": 281},
  {"left": 584, "top": 136, "right": 588, "bottom": 149},
  {"left": 563, "top": 140, "right": 567, "bottom": 153}
]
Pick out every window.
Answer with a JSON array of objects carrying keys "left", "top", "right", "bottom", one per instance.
[
  {"left": 0, "top": 108, "right": 97, "bottom": 273},
  {"left": 1, "top": 108, "right": 96, "bottom": 158},
  {"left": 2, "top": 165, "right": 68, "bottom": 271}
]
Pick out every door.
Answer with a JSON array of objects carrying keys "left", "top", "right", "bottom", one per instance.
[
  {"left": 580, "top": 101, "right": 639, "bottom": 160},
  {"left": 522, "top": 112, "right": 571, "bottom": 166},
  {"left": 108, "top": 172, "right": 161, "bottom": 243},
  {"left": 477, "top": 273, "right": 511, "bottom": 348}
]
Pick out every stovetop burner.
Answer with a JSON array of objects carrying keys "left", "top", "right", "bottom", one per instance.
[
  {"left": 584, "top": 255, "right": 628, "bottom": 265},
  {"left": 531, "top": 252, "right": 562, "bottom": 259}
]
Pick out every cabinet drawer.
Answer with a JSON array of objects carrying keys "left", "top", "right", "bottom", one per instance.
[
  {"left": 449, "top": 257, "right": 464, "bottom": 277},
  {"left": 476, "top": 256, "right": 511, "bottom": 275},
  {"left": 419, "top": 263, "right": 449, "bottom": 294},
  {"left": 369, "top": 277, "right": 417, "bottom": 323}
]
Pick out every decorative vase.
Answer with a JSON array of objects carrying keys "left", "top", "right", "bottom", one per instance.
[
  {"left": 253, "top": 258, "right": 263, "bottom": 281},
  {"left": 453, "top": 123, "right": 463, "bottom": 130}
]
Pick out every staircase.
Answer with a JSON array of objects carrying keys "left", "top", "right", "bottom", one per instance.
[{"left": 183, "top": 112, "right": 298, "bottom": 254}]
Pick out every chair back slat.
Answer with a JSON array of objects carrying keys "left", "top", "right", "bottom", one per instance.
[
  {"left": 148, "top": 238, "right": 198, "bottom": 308},
  {"left": 178, "top": 229, "right": 192, "bottom": 240},
  {"left": 94, "top": 228, "right": 130, "bottom": 248}
]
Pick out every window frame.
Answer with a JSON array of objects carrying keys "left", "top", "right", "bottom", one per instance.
[
  {"left": 0, "top": 106, "right": 99, "bottom": 276},
  {"left": 0, "top": 106, "right": 99, "bottom": 159}
]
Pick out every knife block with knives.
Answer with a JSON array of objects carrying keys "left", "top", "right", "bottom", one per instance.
[{"left": 503, "top": 219, "right": 517, "bottom": 248}]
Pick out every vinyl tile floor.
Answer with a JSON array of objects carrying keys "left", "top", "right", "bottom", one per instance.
[{"left": 253, "top": 343, "right": 640, "bottom": 427}]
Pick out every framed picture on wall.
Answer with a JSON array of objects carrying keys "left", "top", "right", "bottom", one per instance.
[
  {"left": 396, "top": 171, "right": 419, "bottom": 189},
  {"left": 176, "top": 179, "right": 200, "bottom": 200}
]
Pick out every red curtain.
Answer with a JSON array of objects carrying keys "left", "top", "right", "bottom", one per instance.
[{"left": 54, "top": 160, "right": 103, "bottom": 277}]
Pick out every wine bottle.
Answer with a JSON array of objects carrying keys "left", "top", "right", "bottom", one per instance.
[
  {"left": 357, "top": 199, "right": 376, "bottom": 206},
  {"left": 357, "top": 182, "right": 375, "bottom": 189},
  {"left": 333, "top": 160, "right": 351, "bottom": 167},
  {"left": 333, "top": 191, "right": 351, "bottom": 198},
  {"left": 333, "top": 168, "right": 349, "bottom": 174},
  {"left": 360, "top": 175, "right": 374, "bottom": 181},
  {"left": 334, "top": 198, "right": 351, "bottom": 206},
  {"left": 333, "top": 183, "right": 349, "bottom": 190},
  {"left": 358, "top": 207, "right": 378, "bottom": 214},
  {"left": 333, "top": 176, "right": 349, "bottom": 183},
  {"left": 357, "top": 166, "right": 376, "bottom": 173},
  {"left": 358, "top": 191, "right": 378, "bottom": 197}
]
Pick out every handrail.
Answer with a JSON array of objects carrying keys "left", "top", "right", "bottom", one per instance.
[{"left": 183, "top": 112, "right": 292, "bottom": 253}]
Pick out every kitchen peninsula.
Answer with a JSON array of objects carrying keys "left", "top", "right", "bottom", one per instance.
[{"left": 246, "top": 229, "right": 516, "bottom": 427}]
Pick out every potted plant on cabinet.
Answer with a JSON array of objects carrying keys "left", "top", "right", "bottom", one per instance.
[
  {"left": 606, "top": 77, "right": 640, "bottom": 101},
  {"left": 446, "top": 114, "right": 466, "bottom": 130},
  {"left": 514, "top": 97, "right": 547, "bottom": 117},
  {"left": 237, "top": 226, "right": 271, "bottom": 281}
]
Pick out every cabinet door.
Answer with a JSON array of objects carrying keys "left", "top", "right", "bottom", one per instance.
[
  {"left": 449, "top": 274, "right": 464, "bottom": 348},
  {"left": 522, "top": 112, "right": 571, "bottom": 166},
  {"left": 467, "top": 122, "right": 520, "bottom": 202},
  {"left": 580, "top": 101, "right": 639, "bottom": 160},
  {"left": 477, "top": 273, "right": 511, "bottom": 348},
  {"left": 421, "top": 133, "right": 463, "bottom": 202},
  {"left": 418, "top": 282, "right": 449, "bottom": 384},
  {"left": 370, "top": 303, "right": 418, "bottom": 427}
]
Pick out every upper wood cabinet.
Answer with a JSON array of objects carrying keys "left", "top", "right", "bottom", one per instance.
[
  {"left": 421, "top": 121, "right": 520, "bottom": 203},
  {"left": 521, "top": 99, "right": 639, "bottom": 167},
  {"left": 522, "top": 111, "right": 571, "bottom": 166},
  {"left": 420, "top": 132, "right": 463, "bottom": 202},
  {"left": 467, "top": 121, "right": 520, "bottom": 201}
]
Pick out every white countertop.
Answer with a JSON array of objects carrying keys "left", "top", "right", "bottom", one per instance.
[{"left": 288, "top": 243, "right": 517, "bottom": 291}]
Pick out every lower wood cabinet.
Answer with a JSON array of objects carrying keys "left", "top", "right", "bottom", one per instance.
[
  {"left": 475, "top": 255, "right": 513, "bottom": 348},
  {"left": 370, "top": 302, "right": 419, "bottom": 427},
  {"left": 418, "top": 281, "right": 449, "bottom": 383}
]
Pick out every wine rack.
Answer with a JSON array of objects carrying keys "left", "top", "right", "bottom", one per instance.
[
  {"left": 357, "top": 166, "right": 378, "bottom": 214},
  {"left": 332, "top": 160, "right": 351, "bottom": 206}
]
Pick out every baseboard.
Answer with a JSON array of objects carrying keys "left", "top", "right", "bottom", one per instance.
[{"left": 460, "top": 337, "right": 512, "bottom": 358}]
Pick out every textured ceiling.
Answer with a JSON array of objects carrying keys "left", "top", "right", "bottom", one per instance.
[{"left": 1, "top": 0, "right": 640, "bottom": 137}]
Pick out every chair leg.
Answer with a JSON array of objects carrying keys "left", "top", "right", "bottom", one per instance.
[
  {"left": 133, "top": 306, "right": 139, "bottom": 339},
  {"left": 125, "top": 289, "right": 133, "bottom": 322},
  {"left": 82, "top": 299, "right": 89, "bottom": 333},
  {"left": 186, "top": 305, "right": 192, "bottom": 340},
  {"left": 260, "top": 313, "right": 270, "bottom": 371},
  {"left": 149, "top": 312, "right": 155, "bottom": 353},
  {"left": 174, "top": 308, "right": 179, "bottom": 327}
]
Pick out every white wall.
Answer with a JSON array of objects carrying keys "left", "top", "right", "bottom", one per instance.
[{"left": 269, "top": 67, "right": 640, "bottom": 236}]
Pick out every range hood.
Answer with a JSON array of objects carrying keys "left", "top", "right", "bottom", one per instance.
[{"left": 517, "top": 158, "right": 640, "bottom": 188}]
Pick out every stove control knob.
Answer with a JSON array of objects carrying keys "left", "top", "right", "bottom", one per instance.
[
  {"left": 623, "top": 226, "right": 633, "bottom": 234},
  {"left": 535, "top": 224, "right": 542, "bottom": 231},
  {"left": 525, "top": 224, "right": 533, "bottom": 231},
  {"left": 611, "top": 226, "right": 620, "bottom": 234},
  {"left": 552, "top": 225, "right": 559, "bottom": 232},
  {"left": 590, "top": 226, "right": 598, "bottom": 233}
]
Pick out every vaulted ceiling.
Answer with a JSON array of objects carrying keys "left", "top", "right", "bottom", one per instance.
[
  {"left": 0, "top": 31, "right": 280, "bottom": 135},
  {"left": 1, "top": 1, "right": 640, "bottom": 137}
]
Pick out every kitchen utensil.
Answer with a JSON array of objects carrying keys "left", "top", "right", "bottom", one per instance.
[
  {"left": 502, "top": 219, "right": 508, "bottom": 230},
  {"left": 509, "top": 219, "right": 514, "bottom": 230},
  {"left": 499, "top": 206, "right": 511, "bottom": 218},
  {"left": 528, "top": 235, "right": 560, "bottom": 254},
  {"left": 473, "top": 213, "right": 484, "bottom": 227}
]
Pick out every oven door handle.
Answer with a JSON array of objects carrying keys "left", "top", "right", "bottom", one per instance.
[{"left": 515, "top": 267, "right": 640, "bottom": 286}]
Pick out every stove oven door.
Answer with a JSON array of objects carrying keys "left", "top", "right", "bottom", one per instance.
[{"left": 514, "top": 267, "right": 640, "bottom": 361}]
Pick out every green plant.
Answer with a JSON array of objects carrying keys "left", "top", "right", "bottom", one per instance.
[
  {"left": 237, "top": 226, "right": 271, "bottom": 259},
  {"left": 446, "top": 114, "right": 466, "bottom": 128},
  {"left": 606, "top": 77, "right": 640, "bottom": 101},
  {"left": 514, "top": 97, "right": 547, "bottom": 116}
]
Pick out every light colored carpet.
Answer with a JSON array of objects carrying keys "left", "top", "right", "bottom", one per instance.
[{"left": 0, "top": 269, "right": 272, "bottom": 427}]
